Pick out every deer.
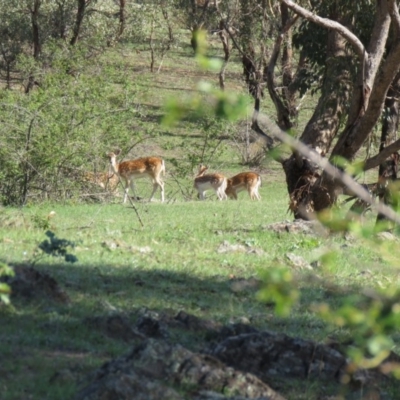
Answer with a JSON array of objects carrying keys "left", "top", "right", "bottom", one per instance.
[
  {"left": 193, "top": 164, "right": 227, "bottom": 200},
  {"left": 225, "top": 172, "right": 261, "bottom": 200},
  {"left": 83, "top": 171, "right": 120, "bottom": 194},
  {"left": 107, "top": 149, "right": 165, "bottom": 203}
]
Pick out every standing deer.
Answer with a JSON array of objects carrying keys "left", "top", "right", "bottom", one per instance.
[
  {"left": 107, "top": 149, "right": 165, "bottom": 203},
  {"left": 226, "top": 172, "right": 261, "bottom": 200},
  {"left": 194, "top": 164, "right": 227, "bottom": 200}
]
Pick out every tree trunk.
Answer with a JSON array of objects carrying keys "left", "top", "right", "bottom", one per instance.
[
  {"left": 283, "top": 28, "right": 351, "bottom": 218},
  {"left": 70, "top": 0, "right": 86, "bottom": 46},
  {"left": 25, "top": 0, "right": 41, "bottom": 94},
  {"left": 218, "top": 20, "right": 230, "bottom": 90},
  {"left": 117, "top": 0, "right": 126, "bottom": 40},
  {"left": 276, "top": 0, "right": 400, "bottom": 221},
  {"left": 376, "top": 76, "right": 400, "bottom": 224}
]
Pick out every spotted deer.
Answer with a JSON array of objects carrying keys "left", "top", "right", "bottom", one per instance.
[
  {"left": 225, "top": 172, "right": 261, "bottom": 200},
  {"left": 107, "top": 149, "right": 165, "bottom": 203},
  {"left": 194, "top": 164, "right": 227, "bottom": 200},
  {"left": 83, "top": 171, "right": 120, "bottom": 194}
]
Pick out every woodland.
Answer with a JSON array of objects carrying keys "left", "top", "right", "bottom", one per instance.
[{"left": 1, "top": 1, "right": 400, "bottom": 400}]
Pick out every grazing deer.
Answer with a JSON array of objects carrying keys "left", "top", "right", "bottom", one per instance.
[
  {"left": 107, "top": 149, "right": 165, "bottom": 203},
  {"left": 194, "top": 164, "right": 227, "bottom": 200},
  {"left": 226, "top": 172, "right": 261, "bottom": 200}
]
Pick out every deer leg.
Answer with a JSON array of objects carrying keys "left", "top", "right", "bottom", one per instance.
[
  {"left": 123, "top": 182, "right": 130, "bottom": 204},
  {"left": 159, "top": 180, "right": 165, "bottom": 203},
  {"left": 150, "top": 178, "right": 164, "bottom": 202},
  {"left": 217, "top": 188, "right": 228, "bottom": 200},
  {"left": 129, "top": 180, "right": 139, "bottom": 201}
]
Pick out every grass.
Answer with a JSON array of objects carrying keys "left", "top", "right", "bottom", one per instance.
[
  {"left": 1, "top": 33, "right": 400, "bottom": 400},
  {"left": 2, "top": 180, "right": 400, "bottom": 399}
]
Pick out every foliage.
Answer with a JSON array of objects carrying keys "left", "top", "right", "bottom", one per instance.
[
  {"left": 0, "top": 67, "right": 147, "bottom": 205},
  {"left": 38, "top": 230, "right": 77, "bottom": 263},
  {"left": 257, "top": 267, "right": 299, "bottom": 317},
  {"left": 31, "top": 211, "right": 56, "bottom": 231},
  {"left": 0, "top": 262, "right": 14, "bottom": 305},
  {"left": 315, "top": 286, "right": 400, "bottom": 373}
]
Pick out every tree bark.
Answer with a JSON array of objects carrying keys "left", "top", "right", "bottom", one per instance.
[
  {"left": 283, "top": 28, "right": 352, "bottom": 218},
  {"left": 376, "top": 75, "right": 400, "bottom": 223},
  {"left": 278, "top": 0, "right": 400, "bottom": 219},
  {"left": 117, "top": 0, "right": 126, "bottom": 40},
  {"left": 70, "top": 0, "right": 87, "bottom": 46},
  {"left": 265, "top": 5, "right": 297, "bottom": 131},
  {"left": 25, "top": 0, "right": 41, "bottom": 94},
  {"left": 218, "top": 20, "right": 230, "bottom": 90}
]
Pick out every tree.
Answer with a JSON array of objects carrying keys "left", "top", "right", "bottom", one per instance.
[{"left": 272, "top": 0, "right": 400, "bottom": 221}]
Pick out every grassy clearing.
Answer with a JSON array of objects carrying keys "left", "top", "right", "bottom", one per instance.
[{"left": 1, "top": 179, "right": 400, "bottom": 398}]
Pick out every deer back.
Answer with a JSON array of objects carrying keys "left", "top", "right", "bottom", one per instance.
[
  {"left": 194, "top": 173, "right": 226, "bottom": 190},
  {"left": 117, "top": 157, "right": 164, "bottom": 179}
]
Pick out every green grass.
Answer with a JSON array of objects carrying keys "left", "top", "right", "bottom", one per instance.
[{"left": 2, "top": 179, "right": 400, "bottom": 399}]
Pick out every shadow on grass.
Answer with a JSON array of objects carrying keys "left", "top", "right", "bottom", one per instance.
[
  {"left": 2, "top": 259, "right": 391, "bottom": 400},
  {"left": 3, "top": 259, "right": 365, "bottom": 340}
]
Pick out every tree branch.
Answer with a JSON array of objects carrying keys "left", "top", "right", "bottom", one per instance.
[
  {"left": 261, "top": 113, "right": 400, "bottom": 224},
  {"left": 363, "top": 139, "right": 400, "bottom": 171},
  {"left": 279, "top": 0, "right": 366, "bottom": 61}
]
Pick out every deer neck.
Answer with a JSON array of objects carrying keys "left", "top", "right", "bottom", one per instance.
[{"left": 109, "top": 158, "right": 119, "bottom": 175}]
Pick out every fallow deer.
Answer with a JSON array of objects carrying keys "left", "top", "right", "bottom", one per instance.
[
  {"left": 83, "top": 171, "right": 120, "bottom": 194},
  {"left": 226, "top": 172, "right": 261, "bottom": 200},
  {"left": 194, "top": 164, "right": 227, "bottom": 200},
  {"left": 107, "top": 149, "right": 165, "bottom": 203}
]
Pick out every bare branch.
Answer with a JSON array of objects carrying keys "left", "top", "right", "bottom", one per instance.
[
  {"left": 279, "top": 0, "right": 366, "bottom": 61},
  {"left": 363, "top": 139, "right": 400, "bottom": 171},
  {"left": 261, "top": 113, "right": 400, "bottom": 224}
]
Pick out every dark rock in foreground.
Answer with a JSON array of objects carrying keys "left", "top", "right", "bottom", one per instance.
[
  {"left": 208, "top": 331, "right": 347, "bottom": 381},
  {"left": 75, "top": 339, "right": 285, "bottom": 400}
]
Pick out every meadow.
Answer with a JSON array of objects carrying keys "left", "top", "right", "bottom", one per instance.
[
  {"left": 1, "top": 37, "right": 400, "bottom": 400},
  {"left": 2, "top": 182, "right": 400, "bottom": 399}
]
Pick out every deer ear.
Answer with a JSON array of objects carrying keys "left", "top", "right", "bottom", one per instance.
[{"left": 114, "top": 148, "right": 121, "bottom": 156}]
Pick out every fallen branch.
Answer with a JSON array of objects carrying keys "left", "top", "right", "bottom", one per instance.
[{"left": 259, "top": 113, "right": 400, "bottom": 224}]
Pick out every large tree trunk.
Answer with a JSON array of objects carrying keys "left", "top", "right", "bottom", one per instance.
[
  {"left": 278, "top": 0, "right": 400, "bottom": 220},
  {"left": 283, "top": 28, "right": 351, "bottom": 219}
]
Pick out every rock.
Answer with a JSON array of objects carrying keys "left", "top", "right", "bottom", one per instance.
[
  {"left": 75, "top": 339, "right": 286, "bottom": 400},
  {"left": 266, "top": 220, "right": 328, "bottom": 236},
  {"left": 208, "top": 331, "right": 347, "bottom": 382},
  {"left": 85, "top": 314, "right": 145, "bottom": 342},
  {"left": 376, "top": 232, "right": 398, "bottom": 241},
  {"left": 285, "top": 253, "right": 313, "bottom": 270},
  {"left": 217, "top": 241, "right": 264, "bottom": 255},
  {"left": 217, "top": 241, "right": 247, "bottom": 253},
  {"left": 136, "top": 315, "right": 169, "bottom": 339},
  {"left": 174, "top": 310, "right": 222, "bottom": 332}
]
